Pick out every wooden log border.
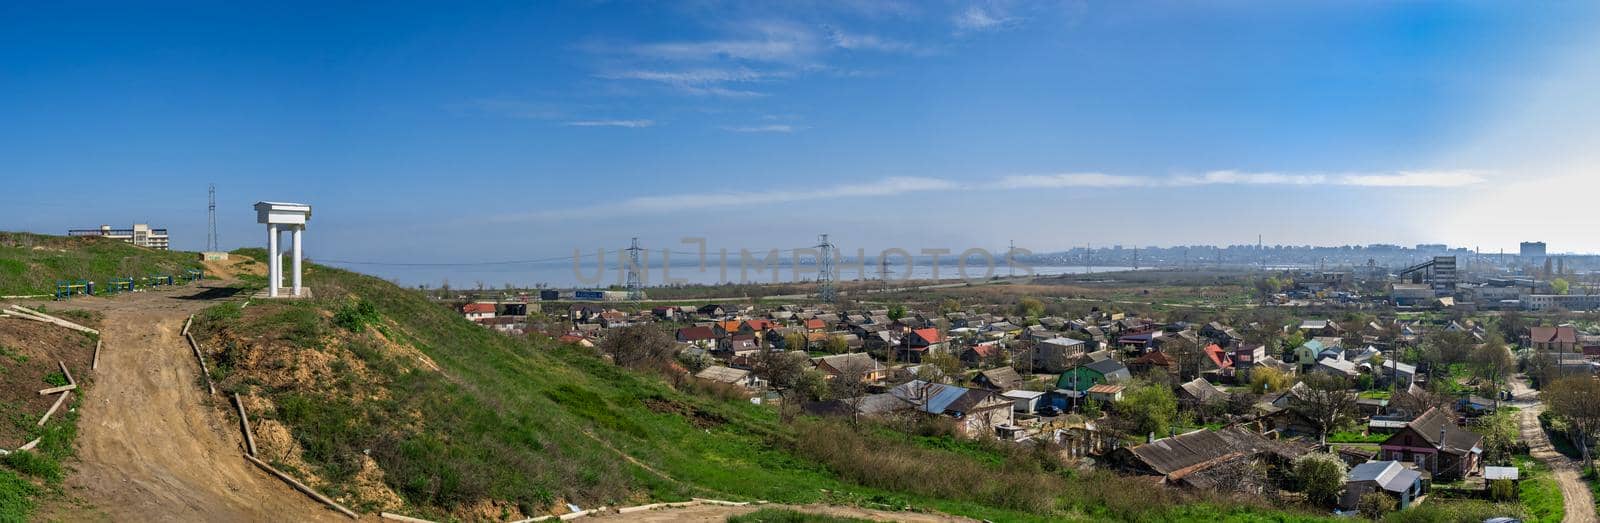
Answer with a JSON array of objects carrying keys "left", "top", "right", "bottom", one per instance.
[{"left": 242, "top": 453, "right": 359, "bottom": 519}]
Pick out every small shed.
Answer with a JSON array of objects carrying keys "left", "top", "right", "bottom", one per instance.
[{"left": 1002, "top": 390, "right": 1046, "bottom": 414}]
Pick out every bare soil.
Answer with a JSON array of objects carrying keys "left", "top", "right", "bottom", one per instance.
[
  {"left": 1510, "top": 375, "right": 1598, "bottom": 523},
  {"left": 19, "top": 284, "right": 342, "bottom": 522},
  {"left": 0, "top": 317, "right": 94, "bottom": 449}
]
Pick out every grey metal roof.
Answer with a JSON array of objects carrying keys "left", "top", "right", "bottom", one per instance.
[{"left": 1348, "top": 461, "right": 1421, "bottom": 493}]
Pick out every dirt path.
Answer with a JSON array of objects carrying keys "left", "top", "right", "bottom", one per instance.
[
  {"left": 584, "top": 503, "right": 977, "bottom": 523},
  {"left": 1510, "top": 375, "right": 1597, "bottom": 523},
  {"left": 28, "top": 284, "right": 341, "bottom": 522}
]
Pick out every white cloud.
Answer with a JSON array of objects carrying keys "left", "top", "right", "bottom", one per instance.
[
  {"left": 599, "top": 68, "right": 781, "bottom": 97},
  {"left": 721, "top": 124, "right": 796, "bottom": 133},
  {"left": 501, "top": 169, "right": 1484, "bottom": 221},
  {"left": 564, "top": 120, "right": 656, "bottom": 128},
  {"left": 825, "top": 27, "right": 923, "bottom": 54},
  {"left": 997, "top": 173, "right": 1151, "bottom": 188},
  {"left": 629, "top": 22, "right": 821, "bottom": 63},
  {"left": 953, "top": 5, "right": 1017, "bottom": 33}
]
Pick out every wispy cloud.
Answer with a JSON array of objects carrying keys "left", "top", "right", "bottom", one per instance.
[
  {"left": 599, "top": 68, "right": 781, "bottom": 98},
  {"left": 953, "top": 5, "right": 1018, "bottom": 34},
  {"left": 564, "top": 119, "right": 656, "bottom": 128},
  {"left": 500, "top": 176, "right": 955, "bottom": 220},
  {"left": 721, "top": 124, "right": 796, "bottom": 133},
  {"left": 501, "top": 169, "right": 1486, "bottom": 221},
  {"left": 825, "top": 27, "right": 924, "bottom": 54},
  {"left": 1003, "top": 170, "right": 1489, "bottom": 189},
  {"left": 628, "top": 22, "right": 821, "bottom": 63}
]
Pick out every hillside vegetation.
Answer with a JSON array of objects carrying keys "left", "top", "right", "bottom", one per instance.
[
  {"left": 0, "top": 232, "right": 200, "bottom": 296},
  {"left": 188, "top": 251, "right": 1337, "bottom": 522}
]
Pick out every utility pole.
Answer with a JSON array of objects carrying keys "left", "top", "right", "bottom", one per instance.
[
  {"left": 816, "top": 234, "right": 837, "bottom": 303},
  {"left": 625, "top": 237, "right": 643, "bottom": 301},
  {"left": 207, "top": 183, "right": 218, "bottom": 252},
  {"left": 1009, "top": 240, "right": 1015, "bottom": 277}
]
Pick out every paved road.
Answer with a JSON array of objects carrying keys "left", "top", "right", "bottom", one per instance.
[{"left": 1509, "top": 374, "right": 1597, "bottom": 523}]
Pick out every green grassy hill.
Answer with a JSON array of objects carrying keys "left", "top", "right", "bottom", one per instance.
[
  {"left": 190, "top": 252, "right": 1339, "bottom": 522},
  {"left": 0, "top": 232, "right": 200, "bottom": 296}
]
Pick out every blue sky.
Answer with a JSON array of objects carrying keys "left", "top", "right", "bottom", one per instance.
[{"left": 4, "top": 1, "right": 1599, "bottom": 283}]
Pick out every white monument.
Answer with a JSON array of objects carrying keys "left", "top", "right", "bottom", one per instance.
[{"left": 254, "top": 201, "right": 312, "bottom": 298}]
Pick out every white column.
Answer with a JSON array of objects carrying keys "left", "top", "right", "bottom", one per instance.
[
  {"left": 292, "top": 226, "right": 303, "bottom": 296},
  {"left": 267, "top": 224, "right": 280, "bottom": 298}
]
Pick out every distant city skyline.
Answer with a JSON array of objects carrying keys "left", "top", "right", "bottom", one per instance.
[{"left": 4, "top": 2, "right": 1599, "bottom": 265}]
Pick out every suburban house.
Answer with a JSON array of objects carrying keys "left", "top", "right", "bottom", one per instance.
[
  {"left": 1199, "top": 343, "right": 1234, "bottom": 379},
  {"left": 1377, "top": 359, "right": 1418, "bottom": 388},
  {"left": 1106, "top": 427, "right": 1306, "bottom": 492},
  {"left": 1032, "top": 337, "right": 1088, "bottom": 373},
  {"left": 1378, "top": 407, "right": 1484, "bottom": 480},
  {"left": 1312, "top": 355, "right": 1361, "bottom": 380},
  {"left": 675, "top": 326, "right": 719, "bottom": 349},
  {"left": 811, "top": 353, "right": 889, "bottom": 382},
  {"left": 1056, "top": 358, "right": 1132, "bottom": 392},
  {"left": 1177, "top": 378, "right": 1228, "bottom": 406},
  {"left": 693, "top": 366, "right": 764, "bottom": 390},
  {"left": 971, "top": 366, "right": 1025, "bottom": 392},
  {"left": 1086, "top": 383, "right": 1124, "bottom": 403},
  {"left": 1129, "top": 351, "right": 1176, "bottom": 378},
  {"left": 959, "top": 342, "right": 1005, "bottom": 367},
  {"left": 461, "top": 303, "right": 496, "bottom": 321},
  {"left": 1001, "top": 390, "right": 1046, "bottom": 414},
  {"left": 1341, "top": 461, "right": 1425, "bottom": 511},
  {"left": 1297, "top": 320, "right": 1345, "bottom": 337},
  {"left": 889, "top": 380, "right": 1016, "bottom": 438},
  {"left": 1526, "top": 325, "right": 1578, "bottom": 353},
  {"left": 898, "top": 328, "right": 947, "bottom": 363}
]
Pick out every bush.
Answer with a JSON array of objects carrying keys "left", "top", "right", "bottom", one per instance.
[
  {"left": 1358, "top": 492, "right": 1397, "bottom": 519},
  {"left": 332, "top": 300, "right": 380, "bottom": 332},
  {"left": 726, "top": 508, "right": 872, "bottom": 523},
  {"left": 1293, "top": 452, "right": 1348, "bottom": 507},
  {"left": 1489, "top": 478, "right": 1515, "bottom": 501}
]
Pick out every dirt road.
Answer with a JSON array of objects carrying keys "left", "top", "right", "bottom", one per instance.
[
  {"left": 29, "top": 284, "right": 340, "bottom": 522},
  {"left": 584, "top": 503, "right": 977, "bottom": 523},
  {"left": 1509, "top": 375, "right": 1597, "bottom": 523}
]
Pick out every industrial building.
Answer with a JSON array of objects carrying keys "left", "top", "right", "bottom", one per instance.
[
  {"left": 1521, "top": 241, "right": 1547, "bottom": 259},
  {"left": 67, "top": 223, "right": 170, "bottom": 250}
]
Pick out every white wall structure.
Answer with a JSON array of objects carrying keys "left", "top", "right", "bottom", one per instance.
[{"left": 254, "top": 202, "right": 313, "bottom": 298}]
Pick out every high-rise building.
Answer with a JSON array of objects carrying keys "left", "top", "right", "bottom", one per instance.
[
  {"left": 1520, "top": 241, "right": 1547, "bottom": 259},
  {"left": 67, "top": 224, "right": 170, "bottom": 250}
]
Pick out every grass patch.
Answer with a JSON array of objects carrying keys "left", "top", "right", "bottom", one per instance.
[
  {"left": 0, "top": 231, "right": 200, "bottom": 296},
  {"left": 1516, "top": 456, "right": 1564, "bottom": 523},
  {"left": 0, "top": 468, "right": 36, "bottom": 522},
  {"left": 1326, "top": 431, "right": 1389, "bottom": 444}
]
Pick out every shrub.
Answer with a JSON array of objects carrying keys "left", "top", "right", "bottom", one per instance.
[
  {"left": 333, "top": 300, "right": 380, "bottom": 332},
  {"left": 1489, "top": 479, "right": 1515, "bottom": 501},
  {"left": 1292, "top": 452, "right": 1348, "bottom": 507},
  {"left": 1358, "top": 492, "right": 1397, "bottom": 519}
]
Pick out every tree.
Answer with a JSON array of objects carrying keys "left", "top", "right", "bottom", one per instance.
[
  {"left": 822, "top": 335, "right": 849, "bottom": 354},
  {"left": 1552, "top": 278, "right": 1571, "bottom": 295},
  {"left": 1292, "top": 452, "right": 1348, "bottom": 507},
  {"left": 1357, "top": 491, "right": 1397, "bottom": 519},
  {"left": 887, "top": 304, "right": 907, "bottom": 321},
  {"left": 782, "top": 331, "right": 808, "bottom": 352},
  {"left": 1249, "top": 366, "right": 1292, "bottom": 394},
  {"left": 938, "top": 298, "right": 962, "bottom": 314},
  {"left": 1472, "top": 410, "right": 1521, "bottom": 464},
  {"left": 1469, "top": 336, "right": 1515, "bottom": 407},
  {"left": 1017, "top": 297, "right": 1045, "bottom": 319},
  {"left": 1291, "top": 373, "right": 1357, "bottom": 444},
  {"left": 754, "top": 349, "right": 815, "bottom": 423},
  {"left": 1544, "top": 376, "right": 1600, "bottom": 470},
  {"left": 828, "top": 357, "right": 875, "bottom": 428},
  {"left": 600, "top": 324, "right": 676, "bottom": 371},
  {"left": 1116, "top": 381, "right": 1178, "bottom": 438},
  {"left": 922, "top": 350, "right": 965, "bottom": 384},
  {"left": 1162, "top": 337, "right": 1202, "bottom": 382},
  {"left": 1283, "top": 331, "right": 1307, "bottom": 358}
]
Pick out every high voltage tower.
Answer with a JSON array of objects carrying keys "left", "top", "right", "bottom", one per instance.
[
  {"left": 206, "top": 183, "right": 218, "bottom": 252},
  {"left": 816, "top": 234, "right": 836, "bottom": 303},
  {"left": 625, "top": 237, "right": 644, "bottom": 300}
]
